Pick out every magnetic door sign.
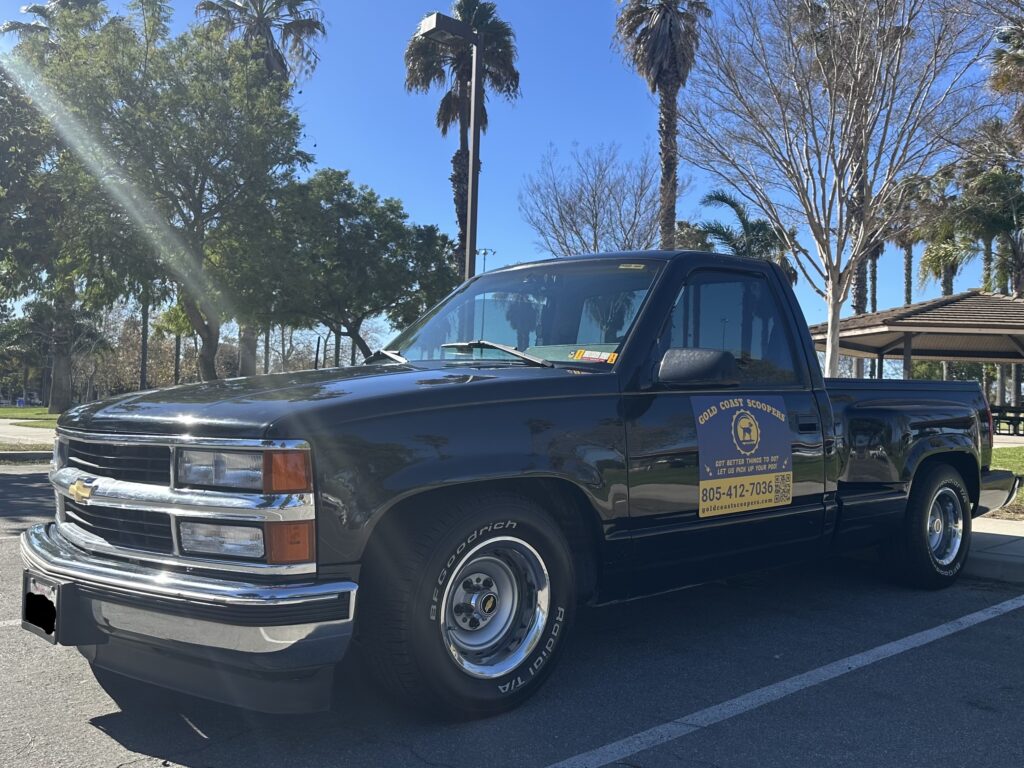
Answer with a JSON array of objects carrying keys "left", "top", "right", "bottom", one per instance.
[{"left": 691, "top": 395, "right": 793, "bottom": 518}]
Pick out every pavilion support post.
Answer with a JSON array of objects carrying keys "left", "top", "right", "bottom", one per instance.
[
  {"left": 1014, "top": 365, "right": 1021, "bottom": 407},
  {"left": 902, "top": 334, "right": 913, "bottom": 380},
  {"left": 876, "top": 353, "right": 884, "bottom": 380},
  {"left": 998, "top": 365, "right": 1006, "bottom": 406}
]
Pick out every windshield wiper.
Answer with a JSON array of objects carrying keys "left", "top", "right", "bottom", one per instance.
[
  {"left": 441, "top": 340, "right": 554, "bottom": 368},
  {"left": 365, "top": 349, "right": 408, "bottom": 364}
]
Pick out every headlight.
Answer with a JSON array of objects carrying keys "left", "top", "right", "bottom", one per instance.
[
  {"left": 179, "top": 521, "right": 265, "bottom": 559},
  {"left": 176, "top": 450, "right": 263, "bottom": 491},
  {"left": 175, "top": 449, "right": 312, "bottom": 493}
]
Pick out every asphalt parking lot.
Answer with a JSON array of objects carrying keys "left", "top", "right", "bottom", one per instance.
[{"left": 2, "top": 468, "right": 1023, "bottom": 768}]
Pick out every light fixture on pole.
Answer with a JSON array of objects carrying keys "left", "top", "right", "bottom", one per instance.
[{"left": 415, "top": 12, "right": 482, "bottom": 281}]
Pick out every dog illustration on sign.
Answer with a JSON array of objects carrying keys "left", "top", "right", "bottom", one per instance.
[{"left": 731, "top": 410, "right": 761, "bottom": 455}]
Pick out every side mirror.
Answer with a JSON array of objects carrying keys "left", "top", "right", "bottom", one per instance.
[{"left": 657, "top": 347, "right": 739, "bottom": 388}]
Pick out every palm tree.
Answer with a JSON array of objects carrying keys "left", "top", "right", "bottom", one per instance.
[
  {"left": 698, "top": 190, "right": 798, "bottom": 283},
  {"left": 0, "top": 0, "right": 99, "bottom": 42},
  {"left": 918, "top": 231, "right": 976, "bottom": 381},
  {"left": 617, "top": 1, "right": 710, "bottom": 250},
  {"left": 919, "top": 235, "right": 977, "bottom": 296},
  {"left": 888, "top": 227, "right": 919, "bottom": 306},
  {"left": 868, "top": 246, "right": 881, "bottom": 313},
  {"left": 956, "top": 164, "right": 1023, "bottom": 293},
  {"left": 992, "top": 21, "right": 1024, "bottom": 98},
  {"left": 405, "top": 1, "right": 520, "bottom": 255},
  {"left": 881, "top": 176, "right": 933, "bottom": 307},
  {"left": 195, "top": 0, "right": 326, "bottom": 78}
]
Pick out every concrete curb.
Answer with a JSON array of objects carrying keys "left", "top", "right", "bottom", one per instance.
[
  {"left": 964, "top": 557, "right": 1024, "bottom": 585},
  {"left": 965, "top": 517, "right": 1024, "bottom": 586},
  {"left": 0, "top": 452, "right": 51, "bottom": 463}
]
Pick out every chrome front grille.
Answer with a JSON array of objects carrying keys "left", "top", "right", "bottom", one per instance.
[
  {"left": 66, "top": 439, "right": 171, "bottom": 485},
  {"left": 51, "top": 430, "right": 317, "bottom": 576},
  {"left": 63, "top": 498, "right": 174, "bottom": 554}
]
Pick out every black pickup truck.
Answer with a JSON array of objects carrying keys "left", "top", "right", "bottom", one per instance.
[{"left": 20, "top": 251, "right": 1019, "bottom": 717}]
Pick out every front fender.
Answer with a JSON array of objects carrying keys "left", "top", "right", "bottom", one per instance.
[{"left": 307, "top": 394, "right": 627, "bottom": 567}]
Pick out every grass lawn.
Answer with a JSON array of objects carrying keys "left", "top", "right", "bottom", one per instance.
[
  {"left": 11, "top": 417, "right": 59, "bottom": 429},
  {"left": 0, "top": 441, "right": 53, "bottom": 454},
  {"left": 0, "top": 406, "right": 58, "bottom": 457},
  {"left": 990, "top": 446, "right": 1024, "bottom": 520},
  {"left": 0, "top": 406, "right": 58, "bottom": 429},
  {"left": 0, "top": 406, "right": 52, "bottom": 420}
]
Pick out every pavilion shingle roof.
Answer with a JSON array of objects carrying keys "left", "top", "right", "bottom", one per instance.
[{"left": 807, "top": 290, "right": 1024, "bottom": 337}]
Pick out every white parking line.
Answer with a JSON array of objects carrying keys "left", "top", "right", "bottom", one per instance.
[
  {"left": 547, "top": 593, "right": 1024, "bottom": 768},
  {"left": 0, "top": 620, "right": 20, "bottom": 629},
  {"left": 0, "top": 534, "right": 23, "bottom": 541}
]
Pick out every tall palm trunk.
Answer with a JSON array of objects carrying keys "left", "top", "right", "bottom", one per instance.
[
  {"left": 451, "top": 84, "right": 471, "bottom": 255},
  {"left": 939, "top": 260, "right": 955, "bottom": 381},
  {"left": 982, "top": 237, "right": 994, "bottom": 292},
  {"left": 851, "top": 258, "right": 868, "bottom": 378},
  {"left": 941, "top": 264, "right": 954, "bottom": 296},
  {"left": 904, "top": 244, "right": 913, "bottom": 305},
  {"left": 869, "top": 248, "right": 879, "bottom": 313},
  {"left": 658, "top": 81, "right": 680, "bottom": 249},
  {"left": 263, "top": 326, "right": 271, "bottom": 374}
]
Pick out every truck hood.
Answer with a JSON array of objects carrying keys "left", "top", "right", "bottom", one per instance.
[{"left": 59, "top": 362, "right": 611, "bottom": 438}]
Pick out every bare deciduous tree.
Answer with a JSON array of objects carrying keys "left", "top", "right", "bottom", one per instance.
[
  {"left": 677, "top": 0, "right": 993, "bottom": 375},
  {"left": 518, "top": 143, "right": 681, "bottom": 257}
]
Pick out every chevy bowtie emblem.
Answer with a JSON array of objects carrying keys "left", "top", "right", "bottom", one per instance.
[{"left": 68, "top": 478, "right": 96, "bottom": 504}]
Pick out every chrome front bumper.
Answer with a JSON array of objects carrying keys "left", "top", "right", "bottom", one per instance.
[{"left": 21, "top": 523, "right": 358, "bottom": 712}]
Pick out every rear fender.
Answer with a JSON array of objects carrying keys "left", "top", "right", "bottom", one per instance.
[{"left": 902, "top": 435, "right": 980, "bottom": 505}]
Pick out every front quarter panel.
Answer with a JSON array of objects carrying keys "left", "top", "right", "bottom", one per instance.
[{"left": 287, "top": 373, "right": 627, "bottom": 575}]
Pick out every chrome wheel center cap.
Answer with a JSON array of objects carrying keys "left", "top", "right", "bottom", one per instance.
[
  {"left": 477, "top": 591, "right": 499, "bottom": 617},
  {"left": 932, "top": 518, "right": 943, "bottom": 535}
]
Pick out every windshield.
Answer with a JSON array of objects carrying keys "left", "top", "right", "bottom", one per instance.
[{"left": 388, "top": 259, "right": 663, "bottom": 365}]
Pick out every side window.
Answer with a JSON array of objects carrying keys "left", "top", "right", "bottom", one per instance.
[{"left": 663, "top": 271, "right": 802, "bottom": 386}]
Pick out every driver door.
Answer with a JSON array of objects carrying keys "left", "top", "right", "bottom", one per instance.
[{"left": 624, "top": 265, "right": 826, "bottom": 593}]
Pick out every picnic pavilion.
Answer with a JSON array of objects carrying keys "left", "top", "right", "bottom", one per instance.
[{"left": 807, "top": 290, "right": 1024, "bottom": 434}]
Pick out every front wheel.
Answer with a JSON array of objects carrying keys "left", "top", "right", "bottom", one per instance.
[
  {"left": 358, "top": 491, "right": 576, "bottom": 717},
  {"left": 885, "top": 464, "right": 972, "bottom": 589}
]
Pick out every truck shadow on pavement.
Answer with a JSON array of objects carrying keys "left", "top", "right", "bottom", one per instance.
[
  {"left": 82, "top": 551, "right": 991, "bottom": 768},
  {"left": 0, "top": 472, "right": 53, "bottom": 536}
]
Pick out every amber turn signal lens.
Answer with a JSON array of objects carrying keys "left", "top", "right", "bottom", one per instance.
[
  {"left": 265, "top": 520, "right": 315, "bottom": 564},
  {"left": 263, "top": 451, "right": 312, "bottom": 494}
]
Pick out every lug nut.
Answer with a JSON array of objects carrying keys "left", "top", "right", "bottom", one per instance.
[
  {"left": 469, "top": 618, "right": 480, "bottom": 629},
  {"left": 462, "top": 579, "right": 473, "bottom": 590},
  {"left": 482, "top": 578, "right": 493, "bottom": 588}
]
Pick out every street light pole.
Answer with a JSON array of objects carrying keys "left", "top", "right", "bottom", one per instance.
[{"left": 415, "top": 12, "right": 483, "bottom": 282}]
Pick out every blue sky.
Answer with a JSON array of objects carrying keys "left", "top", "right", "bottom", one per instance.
[{"left": 0, "top": 0, "right": 986, "bottom": 326}]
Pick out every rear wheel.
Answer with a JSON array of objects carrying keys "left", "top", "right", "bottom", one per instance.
[
  {"left": 885, "top": 464, "right": 972, "bottom": 589},
  {"left": 358, "top": 491, "right": 576, "bottom": 717}
]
